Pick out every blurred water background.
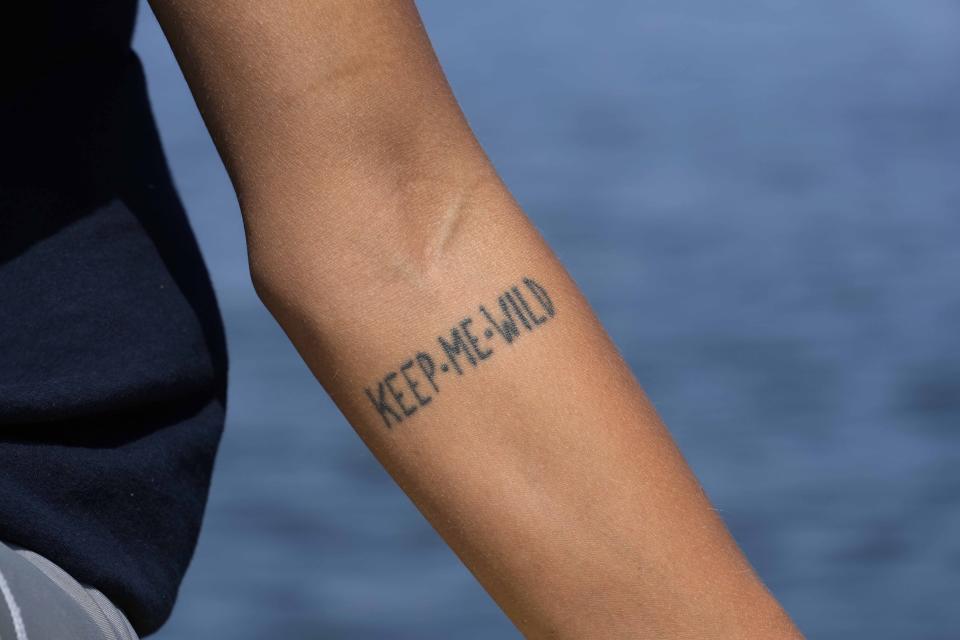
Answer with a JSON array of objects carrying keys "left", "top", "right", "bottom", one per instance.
[{"left": 135, "top": 1, "right": 960, "bottom": 638}]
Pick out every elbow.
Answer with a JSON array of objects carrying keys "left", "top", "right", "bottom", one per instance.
[{"left": 240, "top": 161, "right": 511, "bottom": 316}]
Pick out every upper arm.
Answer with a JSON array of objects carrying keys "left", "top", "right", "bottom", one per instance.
[{"left": 147, "top": 0, "right": 495, "bottom": 297}]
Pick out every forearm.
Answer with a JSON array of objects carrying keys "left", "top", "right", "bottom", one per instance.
[{"left": 253, "top": 178, "right": 800, "bottom": 638}]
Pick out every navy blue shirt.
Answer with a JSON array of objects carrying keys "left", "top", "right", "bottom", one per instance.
[{"left": 1, "top": 2, "right": 228, "bottom": 635}]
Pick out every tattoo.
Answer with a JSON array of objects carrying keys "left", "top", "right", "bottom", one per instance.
[{"left": 363, "top": 276, "right": 556, "bottom": 429}]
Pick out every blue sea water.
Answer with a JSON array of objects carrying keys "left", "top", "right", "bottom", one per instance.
[{"left": 135, "top": 2, "right": 960, "bottom": 638}]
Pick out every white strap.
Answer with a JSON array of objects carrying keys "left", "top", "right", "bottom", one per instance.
[{"left": 0, "top": 566, "right": 28, "bottom": 640}]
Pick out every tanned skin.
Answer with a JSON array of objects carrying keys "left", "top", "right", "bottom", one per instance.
[{"left": 147, "top": 2, "right": 803, "bottom": 638}]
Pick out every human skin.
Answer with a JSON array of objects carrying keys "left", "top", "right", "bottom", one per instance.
[{"left": 147, "top": 2, "right": 804, "bottom": 637}]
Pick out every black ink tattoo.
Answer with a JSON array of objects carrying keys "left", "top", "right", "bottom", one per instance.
[{"left": 363, "top": 276, "right": 557, "bottom": 429}]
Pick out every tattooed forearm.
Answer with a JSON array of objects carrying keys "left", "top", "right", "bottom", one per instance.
[{"left": 363, "top": 276, "right": 556, "bottom": 429}]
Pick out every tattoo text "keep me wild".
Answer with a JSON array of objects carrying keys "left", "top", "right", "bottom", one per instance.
[{"left": 363, "top": 276, "right": 556, "bottom": 428}]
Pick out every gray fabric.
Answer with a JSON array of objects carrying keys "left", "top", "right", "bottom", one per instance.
[{"left": 0, "top": 540, "right": 139, "bottom": 640}]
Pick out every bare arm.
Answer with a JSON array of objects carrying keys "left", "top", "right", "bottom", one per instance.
[{"left": 148, "top": 2, "right": 802, "bottom": 637}]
